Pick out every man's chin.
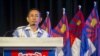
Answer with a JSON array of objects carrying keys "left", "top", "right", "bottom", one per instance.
[{"left": 30, "top": 24, "right": 36, "bottom": 26}]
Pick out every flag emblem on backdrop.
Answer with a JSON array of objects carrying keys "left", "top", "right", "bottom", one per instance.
[
  {"left": 80, "top": 3, "right": 99, "bottom": 56},
  {"left": 69, "top": 8, "right": 84, "bottom": 56},
  {"left": 69, "top": 10, "right": 84, "bottom": 40},
  {"left": 41, "top": 11, "right": 51, "bottom": 35},
  {"left": 51, "top": 8, "right": 72, "bottom": 56}
]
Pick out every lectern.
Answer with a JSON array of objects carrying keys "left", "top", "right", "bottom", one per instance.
[{"left": 0, "top": 37, "right": 63, "bottom": 56}]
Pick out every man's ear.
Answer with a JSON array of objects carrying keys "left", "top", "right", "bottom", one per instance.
[{"left": 26, "top": 17, "right": 29, "bottom": 22}]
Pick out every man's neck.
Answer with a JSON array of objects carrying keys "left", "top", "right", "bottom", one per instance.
[{"left": 30, "top": 25, "right": 38, "bottom": 32}]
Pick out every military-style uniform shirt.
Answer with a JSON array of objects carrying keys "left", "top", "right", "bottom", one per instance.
[{"left": 12, "top": 26, "right": 49, "bottom": 38}]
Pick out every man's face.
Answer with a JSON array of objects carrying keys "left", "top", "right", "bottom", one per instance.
[{"left": 27, "top": 10, "right": 41, "bottom": 26}]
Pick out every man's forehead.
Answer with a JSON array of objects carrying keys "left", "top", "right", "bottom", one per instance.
[{"left": 29, "top": 10, "right": 40, "bottom": 14}]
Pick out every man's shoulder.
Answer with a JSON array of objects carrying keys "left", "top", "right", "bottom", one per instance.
[
  {"left": 39, "top": 28, "right": 47, "bottom": 33},
  {"left": 39, "top": 28, "right": 49, "bottom": 36},
  {"left": 39, "top": 29, "right": 50, "bottom": 37},
  {"left": 16, "top": 26, "right": 26, "bottom": 30}
]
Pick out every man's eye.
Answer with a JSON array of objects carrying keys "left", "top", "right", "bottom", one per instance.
[
  {"left": 29, "top": 15, "right": 34, "bottom": 17},
  {"left": 35, "top": 15, "right": 39, "bottom": 17}
]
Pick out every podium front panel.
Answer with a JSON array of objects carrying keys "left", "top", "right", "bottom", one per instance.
[
  {"left": 0, "top": 37, "right": 63, "bottom": 56},
  {"left": 4, "top": 49, "right": 56, "bottom": 56}
]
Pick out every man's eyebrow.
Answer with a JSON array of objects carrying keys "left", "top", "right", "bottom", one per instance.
[{"left": 35, "top": 14, "right": 40, "bottom": 16}]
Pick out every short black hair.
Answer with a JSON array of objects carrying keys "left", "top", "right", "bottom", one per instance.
[{"left": 27, "top": 8, "right": 41, "bottom": 17}]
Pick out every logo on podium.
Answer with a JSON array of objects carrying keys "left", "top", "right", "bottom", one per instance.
[{"left": 18, "top": 52, "right": 42, "bottom": 56}]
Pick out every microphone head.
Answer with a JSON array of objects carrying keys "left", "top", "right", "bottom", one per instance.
[{"left": 30, "top": 24, "right": 36, "bottom": 26}]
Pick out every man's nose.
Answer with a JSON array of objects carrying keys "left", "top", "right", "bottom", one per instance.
[{"left": 32, "top": 16, "right": 37, "bottom": 20}]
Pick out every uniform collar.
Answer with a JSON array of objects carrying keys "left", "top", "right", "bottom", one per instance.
[{"left": 24, "top": 25, "right": 43, "bottom": 33}]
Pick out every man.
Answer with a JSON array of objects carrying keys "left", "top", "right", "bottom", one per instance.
[{"left": 12, "top": 8, "right": 49, "bottom": 38}]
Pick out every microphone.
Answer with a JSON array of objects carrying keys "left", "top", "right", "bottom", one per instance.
[
  {"left": 30, "top": 23, "right": 36, "bottom": 26},
  {"left": 31, "top": 24, "right": 36, "bottom": 26}
]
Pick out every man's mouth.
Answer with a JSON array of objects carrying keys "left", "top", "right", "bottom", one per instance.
[
  {"left": 32, "top": 21, "right": 37, "bottom": 23},
  {"left": 30, "top": 24, "right": 35, "bottom": 26}
]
